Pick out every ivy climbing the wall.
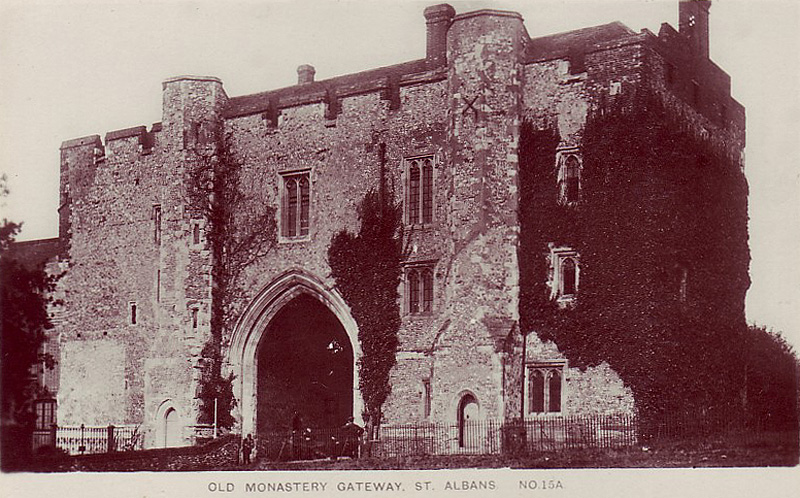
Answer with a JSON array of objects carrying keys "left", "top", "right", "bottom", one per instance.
[
  {"left": 518, "top": 90, "right": 750, "bottom": 427},
  {"left": 328, "top": 187, "right": 403, "bottom": 436},
  {"left": 187, "top": 133, "right": 278, "bottom": 429}
]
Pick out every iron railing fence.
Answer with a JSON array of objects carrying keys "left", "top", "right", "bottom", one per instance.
[
  {"left": 33, "top": 424, "right": 143, "bottom": 455},
  {"left": 33, "top": 412, "right": 789, "bottom": 460},
  {"left": 256, "top": 427, "right": 363, "bottom": 461},
  {"left": 371, "top": 413, "right": 781, "bottom": 459}
]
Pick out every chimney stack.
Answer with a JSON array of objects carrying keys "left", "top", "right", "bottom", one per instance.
[
  {"left": 679, "top": 0, "right": 711, "bottom": 58},
  {"left": 424, "top": 4, "right": 456, "bottom": 67},
  {"left": 297, "top": 64, "right": 316, "bottom": 85}
]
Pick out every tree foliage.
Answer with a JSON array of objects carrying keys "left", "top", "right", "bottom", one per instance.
[
  {"left": 741, "top": 325, "right": 799, "bottom": 429},
  {"left": 0, "top": 190, "right": 57, "bottom": 426},
  {"left": 186, "top": 134, "right": 278, "bottom": 427},
  {"left": 518, "top": 91, "right": 751, "bottom": 424},
  {"left": 328, "top": 189, "right": 403, "bottom": 433}
]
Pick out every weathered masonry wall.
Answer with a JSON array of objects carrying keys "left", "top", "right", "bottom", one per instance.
[
  {"left": 49, "top": 2, "right": 744, "bottom": 445},
  {"left": 57, "top": 130, "right": 167, "bottom": 427}
]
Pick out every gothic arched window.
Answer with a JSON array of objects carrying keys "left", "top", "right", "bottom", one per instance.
[
  {"left": 405, "top": 264, "right": 435, "bottom": 315},
  {"left": 406, "top": 156, "right": 435, "bottom": 225},
  {"left": 548, "top": 246, "right": 579, "bottom": 305},
  {"left": 527, "top": 364, "right": 565, "bottom": 415},
  {"left": 281, "top": 171, "right": 311, "bottom": 238}
]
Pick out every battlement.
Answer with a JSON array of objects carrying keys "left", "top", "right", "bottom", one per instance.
[
  {"left": 59, "top": 2, "right": 739, "bottom": 148},
  {"left": 60, "top": 134, "right": 102, "bottom": 151},
  {"left": 162, "top": 75, "right": 224, "bottom": 89},
  {"left": 105, "top": 125, "right": 147, "bottom": 142}
]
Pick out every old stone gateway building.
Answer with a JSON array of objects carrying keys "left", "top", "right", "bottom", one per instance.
[{"left": 42, "top": 0, "right": 746, "bottom": 450}]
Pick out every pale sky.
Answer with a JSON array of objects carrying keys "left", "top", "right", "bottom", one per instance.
[{"left": 1, "top": 0, "right": 798, "bottom": 350}]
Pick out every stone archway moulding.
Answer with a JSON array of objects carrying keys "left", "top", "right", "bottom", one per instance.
[
  {"left": 226, "top": 269, "right": 363, "bottom": 436},
  {"left": 154, "top": 399, "right": 182, "bottom": 448}
]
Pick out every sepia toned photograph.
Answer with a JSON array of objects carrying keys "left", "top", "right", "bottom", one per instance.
[{"left": 1, "top": 0, "right": 798, "bottom": 496}]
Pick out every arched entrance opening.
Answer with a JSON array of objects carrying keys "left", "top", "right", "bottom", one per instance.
[
  {"left": 256, "top": 294, "right": 353, "bottom": 432},
  {"left": 457, "top": 393, "right": 479, "bottom": 448},
  {"left": 227, "top": 270, "right": 363, "bottom": 439}
]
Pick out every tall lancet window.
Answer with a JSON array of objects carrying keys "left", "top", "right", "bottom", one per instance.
[{"left": 281, "top": 171, "right": 311, "bottom": 239}]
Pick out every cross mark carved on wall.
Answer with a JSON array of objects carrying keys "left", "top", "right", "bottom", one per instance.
[{"left": 461, "top": 94, "right": 481, "bottom": 121}]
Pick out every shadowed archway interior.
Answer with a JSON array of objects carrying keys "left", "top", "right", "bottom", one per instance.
[{"left": 256, "top": 294, "right": 353, "bottom": 433}]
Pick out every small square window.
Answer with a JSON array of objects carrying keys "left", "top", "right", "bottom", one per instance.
[
  {"left": 191, "top": 221, "right": 202, "bottom": 246},
  {"left": 609, "top": 80, "right": 622, "bottom": 96},
  {"left": 280, "top": 171, "right": 311, "bottom": 239}
]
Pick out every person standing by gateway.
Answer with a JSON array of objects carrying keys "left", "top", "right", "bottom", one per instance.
[
  {"left": 340, "top": 417, "right": 364, "bottom": 458},
  {"left": 241, "top": 433, "right": 254, "bottom": 465}
]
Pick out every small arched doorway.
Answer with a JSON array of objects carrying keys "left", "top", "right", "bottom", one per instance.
[
  {"left": 457, "top": 393, "right": 479, "bottom": 448},
  {"left": 255, "top": 294, "right": 353, "bottom": 433},
  {"left": 163, "top": 407, "right": 181, "bottom": 447}
]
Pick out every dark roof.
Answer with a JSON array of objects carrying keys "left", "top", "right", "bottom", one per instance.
[
  {"left": 5, "top": 238, "right": 60, "bottom": 270},
  {"left": 526, "top": 22, "right": 636, "bottom": 60},
  {"left": 223, "top": 21, "right": 636, "bottom": 119},
  {"left": 224, "top": 59, "right": 433, "bottom": 119}
]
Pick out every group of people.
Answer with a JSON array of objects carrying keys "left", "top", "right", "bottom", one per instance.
[{"left": 238, "top": 414, "right": 364, "bottom": 464}]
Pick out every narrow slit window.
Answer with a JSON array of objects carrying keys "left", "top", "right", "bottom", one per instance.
[
  {"left": 129, "top": 302, "right": 137, "bottom": 325},
  {"left": 191, "top": 309, "right": 198, "bottom": 329},
  {"left": 423, "top": 379, "right": 431, "bottom": 418},
  {"left": 153, "top": 205, "right": 162, "bottom": 245}
]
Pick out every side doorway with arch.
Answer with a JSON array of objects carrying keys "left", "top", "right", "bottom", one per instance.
[
  {"left": 457, "top": 392, "right": 480, "bottom": 450},
  {"left": 156, "top": 401, "right": 183, "bottom": 448}
]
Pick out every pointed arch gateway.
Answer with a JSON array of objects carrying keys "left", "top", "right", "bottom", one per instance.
[{"left": 227, "top": 270, "right": 363, "bottom": 437}]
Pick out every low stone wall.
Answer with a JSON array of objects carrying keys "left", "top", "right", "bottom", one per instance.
[{"left": 17, "top": 435, "right": 240, "bottom": 472}]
